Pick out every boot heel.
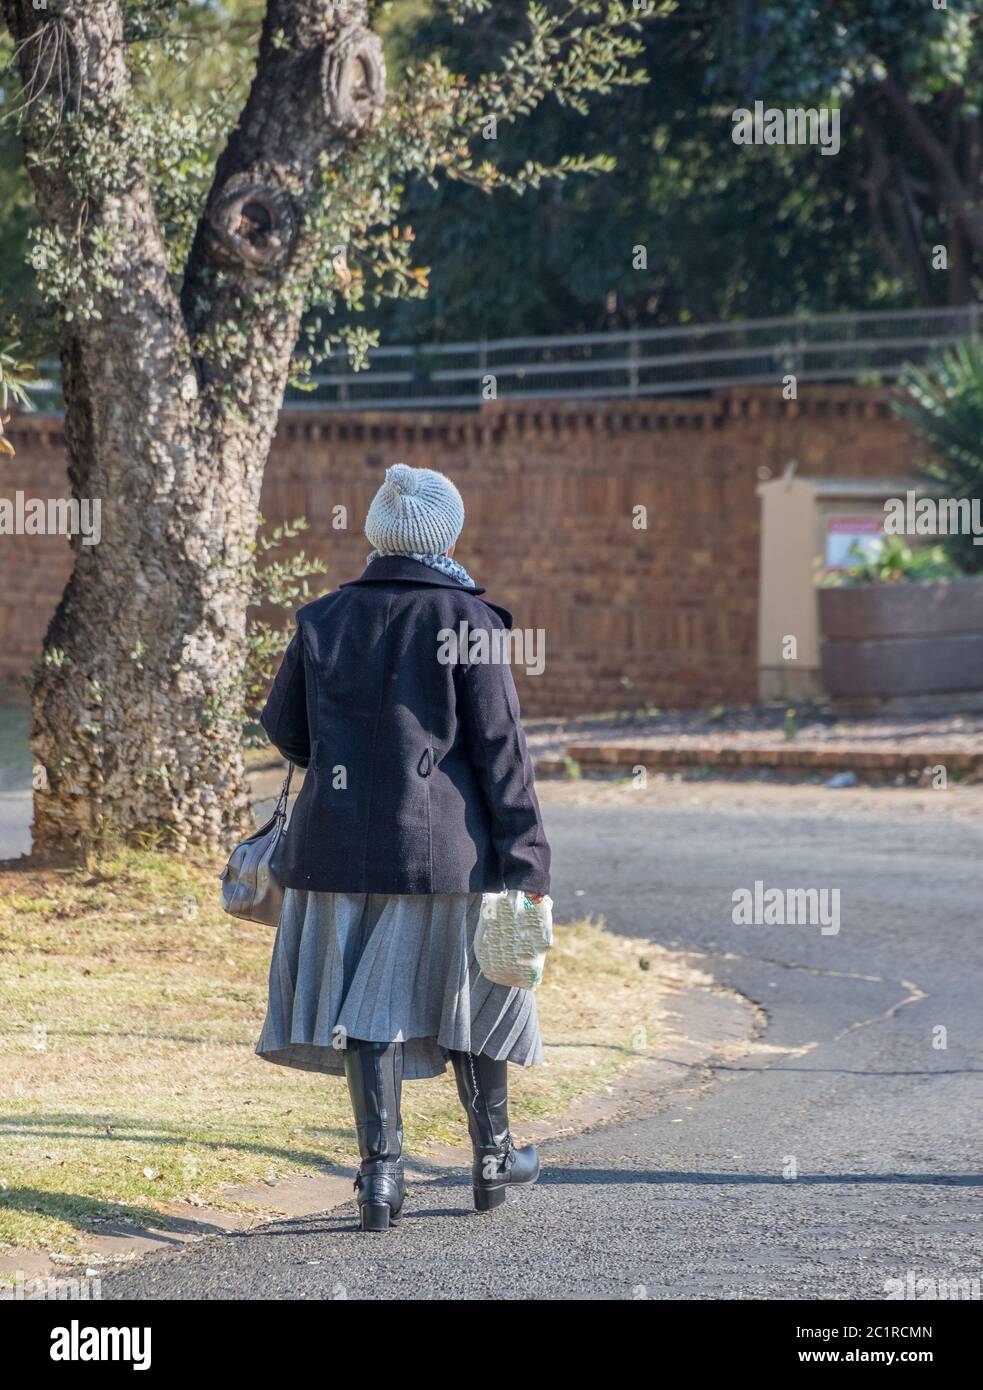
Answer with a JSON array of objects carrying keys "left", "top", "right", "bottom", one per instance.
[
  {"left": 473, "top": 1184, "right": 507, "bottom": 1212},
  {"left": 360, "top": 1202, "right": 392, "bottom": 1232}
]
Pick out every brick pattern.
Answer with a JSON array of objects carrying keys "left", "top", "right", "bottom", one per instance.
[
  {"left": 0, "top": 387, "right": 919, "bottom": 715},
  {"left": 0, "top": 419, "right": 77, "bottom": 704},
  {"left": 562, "top": 743, "right": 982, "bottom": 775}
]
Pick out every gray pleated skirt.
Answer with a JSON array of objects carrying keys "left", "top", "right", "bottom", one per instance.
[{"left": 255, "top": 888, "right": 543, "bottom": 1080}]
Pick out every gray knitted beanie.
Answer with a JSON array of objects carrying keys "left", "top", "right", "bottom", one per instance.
[{"left": 364, "top": 463, "right": 465, "bottom": 557}]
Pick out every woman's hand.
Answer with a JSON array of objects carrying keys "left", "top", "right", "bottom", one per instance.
[{"left": 525, "top": 892, "right": 546, "bottom": 903}]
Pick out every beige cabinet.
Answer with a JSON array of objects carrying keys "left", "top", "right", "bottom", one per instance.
[{"left": 756, "top": 469, "right": 917, "bottom": 701}]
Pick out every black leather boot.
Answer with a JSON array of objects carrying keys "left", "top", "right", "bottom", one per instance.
[
  {"left": 448, "top": 1049, "right": 540, "bottom": 1211},
  {"left": 343, "top": 1038, "right": 405, "bottom": 1231}
]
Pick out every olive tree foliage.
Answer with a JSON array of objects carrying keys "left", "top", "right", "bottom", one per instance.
[
  {"left": 0, "top": 339, "right": 35, "bottom": 453},
  {"left": 243, "top": 516, "right": 329, "bottom": 740},
  {"left": 0, "top": 0, "right": 653, "bottom": 858}
]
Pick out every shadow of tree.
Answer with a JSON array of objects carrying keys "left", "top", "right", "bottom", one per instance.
[
  {"left": 0, "top": 1111, "right": 352, "bottom": 1171},
  {"left": 1, "top": 1187, "right": 168, "bottom": 1237},
  {"left": 0, "top": 1110, "right": 362, "bottom": 1239}
]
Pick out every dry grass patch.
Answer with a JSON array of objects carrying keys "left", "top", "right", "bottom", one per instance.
[{"left": 0, "top": 850, "right": 682, "bottom": 1256}]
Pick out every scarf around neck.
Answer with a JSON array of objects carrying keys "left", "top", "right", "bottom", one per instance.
[{"left": 367, "top": 549, "right": 477, "bottom": 588}]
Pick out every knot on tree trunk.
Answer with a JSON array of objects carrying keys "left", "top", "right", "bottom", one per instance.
[
  {"left": 321, "top": 24, "right": 386, "bottom": 135},
  {"left": 205, "top": 175, "right": 298, "bottom": 271}
]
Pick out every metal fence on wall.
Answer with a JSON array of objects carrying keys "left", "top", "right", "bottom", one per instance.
[{"left": 30, "top": 304, "right": 981, "bottom": 412}]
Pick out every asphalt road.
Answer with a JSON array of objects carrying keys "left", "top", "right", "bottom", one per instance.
[{"left": 101, "top": 778, "right": 983, "bottom": 1300}]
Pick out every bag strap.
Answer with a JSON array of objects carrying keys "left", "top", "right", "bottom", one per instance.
[{"left": 273, "top": 761, "right": 295, "bottom": 819}]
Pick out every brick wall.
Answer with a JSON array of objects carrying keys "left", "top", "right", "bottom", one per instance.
[
  {"left": 0, "top": 387, "right": 920, "bottom": 716},
  {"left": 0, "top": 417, "right": 72, "bottom": 706}
]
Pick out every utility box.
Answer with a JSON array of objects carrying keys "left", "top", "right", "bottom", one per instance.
[{"left": 756, "top": 471, "right": 917, "bottom": 702}]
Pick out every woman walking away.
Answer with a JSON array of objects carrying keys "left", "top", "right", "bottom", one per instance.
[{"left": 255, "top": 463, "right": 551, "bottom": 1232}]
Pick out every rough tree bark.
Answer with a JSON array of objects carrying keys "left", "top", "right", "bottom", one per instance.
[{"left": 1, "top": 0, "right": 385, "bottom": 856}]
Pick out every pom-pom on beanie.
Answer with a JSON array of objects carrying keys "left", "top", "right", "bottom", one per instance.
[{"left": 364, "top": 463, "right": 465, "bottom": 557}]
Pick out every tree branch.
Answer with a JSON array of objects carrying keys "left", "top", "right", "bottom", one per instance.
[
  {"left": 0, "top": 0, "right": 197, "bottom": 496},
  {"left": 180, "top": 0, "right": 385, "bottom": 425},
  {"left": 877, "top": 73, "right": 983, "bottom": 257},
  {"left": 855, "top": 97, "right": 929, "bottom": 300},
  {"left": 885, "top": 162, "right": 934, "bottom": 305}
]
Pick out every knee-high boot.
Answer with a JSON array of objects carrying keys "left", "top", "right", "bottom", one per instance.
[
  {"left": 448, "top": 1050, "right": 540, "bottom": 1212},
  {"left": 343, "top": 1038, "right": 405, "bottom": 1232}
]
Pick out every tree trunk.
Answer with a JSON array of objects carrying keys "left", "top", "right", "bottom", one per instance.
[
  {"left": 1, "top": 0, "right": 384, "bottom": 857},
  {"left": 32, "top": 379, "right": 256, "bottom": 855},
  {"left": 879, "top": 75, "right": 983, "bottom": 264}
]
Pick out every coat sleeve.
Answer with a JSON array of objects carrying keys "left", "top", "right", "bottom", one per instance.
[
  {"left": 260, "top": 623, "right": 312, "bottom": 769},
  {"left": 458, "top": 633, "right": 551, "bottom": 894}
]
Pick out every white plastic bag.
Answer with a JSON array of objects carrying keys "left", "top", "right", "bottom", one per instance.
[{"left": 476, "top": 889, "right": 554, "bottom": 990}]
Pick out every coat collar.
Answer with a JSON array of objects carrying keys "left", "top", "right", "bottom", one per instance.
[
  {"left": 341, "top": 555, "right": 486, "bottom": 596},
  {"left": 339, "top": 555, "right": 513, "bottom": 627}
]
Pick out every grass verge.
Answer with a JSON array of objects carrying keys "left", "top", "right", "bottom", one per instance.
[{"left": 0, "top": 849, "right": 679, "bottom": 1257}]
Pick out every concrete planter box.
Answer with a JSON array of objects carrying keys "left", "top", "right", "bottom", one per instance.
[{"left": 819, "top": 577, "right": 983, "bottom": 699}]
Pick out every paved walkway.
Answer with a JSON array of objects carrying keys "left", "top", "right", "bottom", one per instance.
[{"left": 97, "top": 779, "right": 983, "bottom": 1300}]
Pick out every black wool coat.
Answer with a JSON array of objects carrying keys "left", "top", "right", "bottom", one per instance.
[{"left": 260, "top": 555, "right": 550, "bottom": 895}]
